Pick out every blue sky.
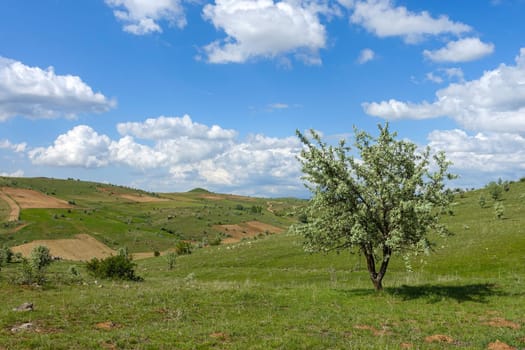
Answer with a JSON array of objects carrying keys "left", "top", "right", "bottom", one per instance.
[{"left": 1, "top": 0, "right": 524, "bottom": 197}]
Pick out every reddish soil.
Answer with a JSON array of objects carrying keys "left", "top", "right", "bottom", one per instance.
[
  {"left": 425, "top": 334, "right": 454, "bottom": 343},
  {"left": 487, "top": 340, "right": 517, "bottom": 350},
  {"left": 214, "top": 220, "right": 284, "bottom": 243}
]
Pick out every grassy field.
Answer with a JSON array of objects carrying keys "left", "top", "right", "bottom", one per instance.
[{"left": 0, "top": 177, "right": 524, "bottom": 349}]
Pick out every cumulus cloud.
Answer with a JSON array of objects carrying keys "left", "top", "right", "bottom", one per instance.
[
  {"left": 428, "top": 129, "right": 525, "bottom": 183},
  {"left": 28, "top": 125, "right": 112, "bottom": 167},
  {"left": 423, "top": 37, "right": 495, "bottom": 63},
  {"left": 0, "top": 170, "right": 24, "bottom": 177},
  {"left": 363, "top": 48, "right": 525, "bottom": 133},
  {"left": 202, "top": 0, "right": 333, "bottom": 64},
  {"left": 0, "top": 57, "right": 115, "bottom": 121},
  {"left": 105, "top": 0, "right": 186, "bottom": 35},
  {"left": 26, "top": 115, "right": 304, "bottom": 196},
  {"left": 0, "top": 139, "right": 27, "bottom": 153},
  {"left": 116, "top": 115, "right": 237, "bottom": 140},
  {"left": 357, "top": 48, "right": 375, "bottom": 64},
  {"left": 350, "top": 0, "right": 471, "bottom": 43}
]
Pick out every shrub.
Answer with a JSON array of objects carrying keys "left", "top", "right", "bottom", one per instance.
[
  {"left": 478, "top": 195, "right": 486, "bottom": 208},
  {"left": 0, "top": 246, "right": 14, "bottom": 267},
  {"left": 166, "top": 252, "right": 177, "bottom": 270},
  {"left": 175, "top": 241, "right": 192, "bottom": 255},
  {"left": 487, "top": 181, "right": 503, "bottom": 201},
  {"left": 494, "top": 202, "right": 505, "bottom": 220},
  {"left": 30, "top": 245, "right": 53, "bottom": 272},
  {"left": 15, "top": 246, "right": 53, "bottom": 285},
  {"left": 86, "top": 254, "right": 142, "bottom": 281},
  {"left": 154, "top": 250, "right": 161, "bottom": 257}
]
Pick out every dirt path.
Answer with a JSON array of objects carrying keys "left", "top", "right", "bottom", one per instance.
[{"left": 0, "top": 191, "right": 20, "bottom": 221}]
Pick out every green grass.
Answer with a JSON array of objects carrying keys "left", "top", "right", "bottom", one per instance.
[{"left": 0, "top": 178, "right": 524, "bottom": 349}]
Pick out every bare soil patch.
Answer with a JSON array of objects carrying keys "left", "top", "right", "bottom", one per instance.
[
  {"left": 0, "top": 190, "right": 20, "bottom": 221},
  {"left": 11, "top": 234, "right": 116, "bottom": 261},
  {"left": 214, "top": 221, "right": 284, "bottom": 244},
  {"left": 483, "top": 317, "right": 521, "bottom": 329},
  {"left": 425, "top": 334, "right": 454, "bottom": 343},
  {"left": 487, "top": 340, "right": 516, "bottom": 350},
  {"left": 1, "top": 187, "right": 72, "bottom": 209},
  {"left": 119, "top": 194, "right": 169, "bottom": 203}
]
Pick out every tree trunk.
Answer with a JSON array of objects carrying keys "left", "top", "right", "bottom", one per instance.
[{"left": 363, "top": 246, "right": 391, "bottom": 292}]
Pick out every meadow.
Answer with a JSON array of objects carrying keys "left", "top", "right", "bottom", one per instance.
[{"left": 0, "top": 177, "right": 524, "bottom": 349}]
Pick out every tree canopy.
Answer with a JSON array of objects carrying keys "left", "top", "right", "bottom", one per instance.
[{"left": 295, "top": 124, "right": 455, "bottom": 290}]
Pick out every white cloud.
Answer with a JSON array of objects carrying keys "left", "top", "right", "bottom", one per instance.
[
  {"left": 0, "top": 170, "right": 24, "bottom": 177},
  {"left": 0, "top": 57, "right": 115, "bottom": 121},
  {"left": 116, "top": 115, "right": 237, "bottom": 140},
  {"left": 28, "top": 125, "right": 112, "bottom": 168},
  {"left": 423, "top": 37, "right": 495, "bottom": 63},
  {"left": 363, "top": 48, "right": 525, "bottom": 133},
  {"left": 0, "top": 139, "right": 27, "bottom": 153},
  {"left": 428, "top": 129, "right": 525, "bottom": 178},
  {"left": 350, "top": 0, "right": 471, "bottom": 43},
  {"left": 443, "top": 67, "right": 464, "bottom": 82},
  {"left": 268, "top": 103, "right": 289, "bottom": 110},
  {"left": 426, "top": 72, "right": 443, "bottom": 84},
  {"left": 202, "top": 0, "right": 332, "bottom": 64},
  {"left": 357, "top": 48, "right": 375, "bottom": 64},
  {"left": 25, "top": 116, "right": 304, "bottom": 196},
  {"left": 105, "top": 0, "right": 186, "bottom": 35}
]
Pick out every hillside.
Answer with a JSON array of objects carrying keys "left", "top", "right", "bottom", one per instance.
[
  {"left": 0, "top": 177, "right": 524, "bottom": 349},
  {"left": 0, "top": 177, "right": 303, "bottom": 258}
]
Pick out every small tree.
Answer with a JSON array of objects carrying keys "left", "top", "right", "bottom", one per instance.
[
  {"left": 165, "top": 252, "right": 177, "bottom": 270},
  {"left": 487, "top": 181, "right": 503, "bottom": 201},
  {"left": 494, "top": 202, "right": 505, "bottom": 219},
  {"left": 295, "top": 124, "right": 455, "bottom": 291},
  {"left": 478, "top": 195, "right": 486, "bottom": 208}
]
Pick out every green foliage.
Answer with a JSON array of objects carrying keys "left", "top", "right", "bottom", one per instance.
[
  {"left": 0, "top": 246, "right": 13, "bottom": 268},
  {"left": 487, "top": 181, "right": 503, "bottom": 201},
  {"left": 494, "top": 201, "right": 505, "bottom": 219},
  {"left": 30, "top": 245, "right": 53, "bottom": 272},
  {"left": 295, "top": 124, "right": 455, "bottom": 290},
  {"left": 86, "top": 254, "right": 142, "bottom": 281},
  {"left": 175, "top": 240, "right": 192, "bottom": 255},
  {"left": 250, "top": 205, "right": 263, "bottom": 214},
  {"left": 165, "top": 252, "right": 177, "bottom": 270},
  {"left": 297, "top": 213, "right": 308, "bottom": 223},
  {"left": 478, "top": 195, "right": 486, "bottom": 208}
]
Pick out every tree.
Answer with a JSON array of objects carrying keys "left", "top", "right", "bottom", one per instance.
[{"left": 295, "top": 124, "right": 455, "bottom": 291}]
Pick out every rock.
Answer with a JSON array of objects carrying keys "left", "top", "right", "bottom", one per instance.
[
  {"left": 12, "top": 302, "right": 33, "bottom": 312},
  {"left": 11, "top": 322, "right": 33, "bottom": 333}
]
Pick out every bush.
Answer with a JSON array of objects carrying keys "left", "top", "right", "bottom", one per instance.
[
  {"left": 16, "top": 245, "right": 53, "bottom": 285},
  {"left": 86, "top": 254, "right": 142, "bottom": 281},
  {"left": 0, "top": 246, "right": 14, "bottom": 267},
  {"left": 154, "top": 250, "right": 161, "bottom": 257},
  {"left": 175, "top": 241, "right": 192, "bottom": 255},
  {"left": 487, "top": 181, "right": 503, "bottom": 201},
  {"left": 30, "top": 245, "right": 53, "bottom": 272},
  {"left": 166, "top": 252, "right": 177, "bottom": 270}
]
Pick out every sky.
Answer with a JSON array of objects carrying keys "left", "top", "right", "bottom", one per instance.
[{"left": 1, "top": 0, "right": 524, "bottom": 197}]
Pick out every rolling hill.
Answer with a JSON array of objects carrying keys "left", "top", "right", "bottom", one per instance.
[{"left": 0, "top": 176, "right": 524, "bottom": 349}]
